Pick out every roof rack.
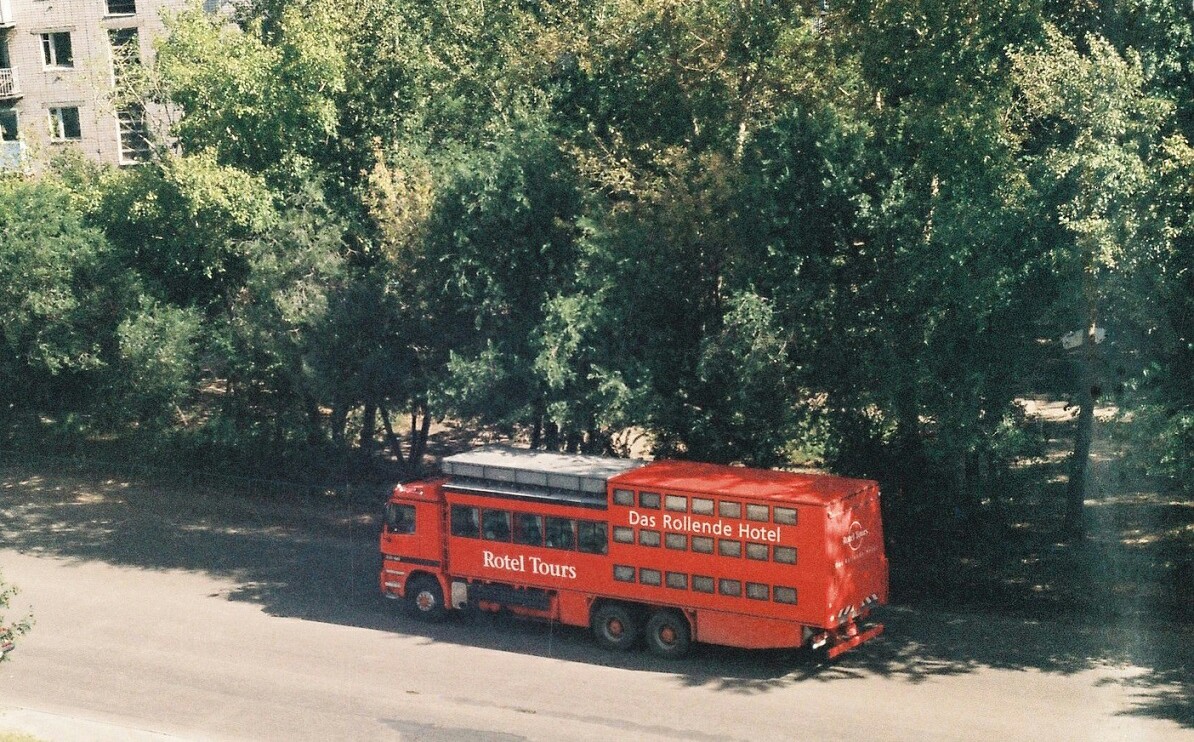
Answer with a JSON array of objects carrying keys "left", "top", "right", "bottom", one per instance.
[{"left": 441, "top": 445, "right": 645, "bottom": 506}]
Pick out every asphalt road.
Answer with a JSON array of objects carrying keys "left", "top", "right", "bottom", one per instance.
[{"left": 0, "top": 466, "right": 1190, "bottom": 741}]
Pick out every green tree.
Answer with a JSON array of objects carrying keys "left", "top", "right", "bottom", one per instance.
[
  {"left": 1011, "top": 26, "right": 1189, "bottom": 534},
  {"left": 0, "top": 178, "right": 116, "bottom": 424}
]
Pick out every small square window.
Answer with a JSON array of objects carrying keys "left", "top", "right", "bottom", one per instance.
[
  {"left": 613, "top": 565, "right": 635, "bottom": 582},
  {"left": 746, "top": 504, "right": 769, "bottom": 522},
  {"left": 612, "top": 526, "right": 634, "bottom": 544},
  {"left": 718, "top": 539, "right": 741, "bottom": 558},
  {"left": 639, "top": 492, "right": 660, "bottom": 509},
  {"left": 692, "top": 575, "right": 715, "bottom": 593},
  {"left": 691, "top": 536, "right": 714, "bottom": 554},
  {"left": 746, "top": 582, "right": 769, "bottom": 601},
  {"left": 664, "top": 533, "right": 687, "bottom": 550},
  {"left": 719, "top": 501, "right": 742, "bottom": 518},
  {"left": 691, "top": 498, "right": 714, "bottom": 515},
  {"left": 774, "top": 546, "right": 797, "bottom": 564},
  {"left": 746, "top": 542, "right": 769, "bottom": 560},
  {"left": 639, "top": 529, "right": 660, "bottom": 547},
  {"left": 640, "top": 568, "right": 661, "bottom": 586},
  {"left": 664, "top": 495, "right": 687, "bottom": 512},
  {"left": 665, "top": 572, "right": 687, "bottom": 590},
  {"left": 774, "top": 586, "right": 798, "bottom": 604},
  {"left": 613, "top": 489, "right": 634, "bottom": 506},
  {"left": 774, "top": 507, "right": 798, "bottom": 525},
  {"left": 718, "top": 578, "right": 741, "bottom": 597}
]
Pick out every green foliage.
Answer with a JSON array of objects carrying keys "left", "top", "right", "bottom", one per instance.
[
  {"left": 91, "top": 151, "right": 277, "bottom": 309},
  {"left": 112, "top": 299, "right": 203, "bottom": 427},
  {"left": 0, "top": 178, "right": 114, "bottom": 412},
  {"left": 155, "top": 1, "right": 346, "bottom": 182},
  {"left": 0, "top": 569, "right": 32, "bottom": 661}
]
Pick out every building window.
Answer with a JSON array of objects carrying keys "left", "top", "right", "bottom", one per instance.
[
  {"left": 48, "top": 107, "right": 81, "bottom": 141},
  {"left": 0, "top": 108, "right": 16, "bottom": 141},
  {"left": 41, "top": 32, "right": 74, "bottom": 68},
  {"left": 109, "top": 28, "right": 141, "bottom": 70},
  {"left": 106, "top": 0, "right": 137, "bottom": 15},
  {"left": 117, "top": 107, "right": 150, "bottom": 161}
]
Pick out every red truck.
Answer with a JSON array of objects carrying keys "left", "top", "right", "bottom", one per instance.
[{"left": 379, "top": 446, "right": 888, "bottom": 658}]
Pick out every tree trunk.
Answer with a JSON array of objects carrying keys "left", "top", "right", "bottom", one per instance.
[
  {"left": 330, "top": 403, "right": 349, "bottom": 446},
  {"left": 409, "top": 406, "right": 431, "bottom": 474},
  {"left": 1064, "top": 323, "right": 1099, "bottom": 539},
  {"left": 359, "top": 402, "right": 377, "bottom": 460},
  {"left": 1064, "top": 372, "right": 1095, "bottom": 538}
]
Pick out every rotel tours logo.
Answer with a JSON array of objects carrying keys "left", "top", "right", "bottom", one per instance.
[{"left": 843, "top": 521, "right": 869, "bottom": 551}]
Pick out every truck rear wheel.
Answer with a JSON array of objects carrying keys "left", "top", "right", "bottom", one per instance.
[
  {"left": 406, "top": 576, "right": 447, "bottom": 622},
  {"left": 591, "top": 604, "right": 639, "bottom": 650},
  {"left": 645, "top": 610, "right": 691, "bottom": 658}
]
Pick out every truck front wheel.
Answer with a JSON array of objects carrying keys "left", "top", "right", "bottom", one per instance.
[
  {"left": 406, "top": 576, "right": 447, "bottom": 622},
  {"left": 591, "top": 604, "right": 639, "bottom": 650}
]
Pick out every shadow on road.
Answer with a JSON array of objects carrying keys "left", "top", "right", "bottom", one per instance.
[{"left": 0, "top": 461, "right": 1189, "bottom": 730}]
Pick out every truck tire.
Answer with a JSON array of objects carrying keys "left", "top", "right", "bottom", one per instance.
[
  {"left": 406, "top": 576, "right": 447, "bottom": 622},
  {"left": 591, "top": 603, "right": 639, "bottom": 650},
  {"left": 645, "top": 610, "right": 691, "bottom": 658}
]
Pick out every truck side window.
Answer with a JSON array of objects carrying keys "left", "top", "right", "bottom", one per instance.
[
  {"left": 482, "top": 509, "right": 511, "bottom": 541},
  {"left": 450, "top": 505, "right": 480, "bottom": 538},
  {"left": 385, "top": 504, "right": 416, "bottom": 534},
  {"left": 513, "top": 513, "right": 544, "bottom": 546},
  {"left": 577, "top": 521, "right": 607, "bottom": 554},
  {"left": 544, "top": 517, "right": 575, "bottom": 550}
]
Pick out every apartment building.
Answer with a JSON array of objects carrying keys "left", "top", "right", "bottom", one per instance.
[{"left": 0, "top": 0, "right": 190, "bottom": 170}]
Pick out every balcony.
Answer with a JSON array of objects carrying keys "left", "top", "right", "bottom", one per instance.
[{"left": 0, "top": 68, "right": 18, "bottom": 99}]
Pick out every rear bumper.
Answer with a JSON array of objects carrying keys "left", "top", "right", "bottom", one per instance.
[{"left": 825, "top": 621, "right": 884, "bottom": 659}]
